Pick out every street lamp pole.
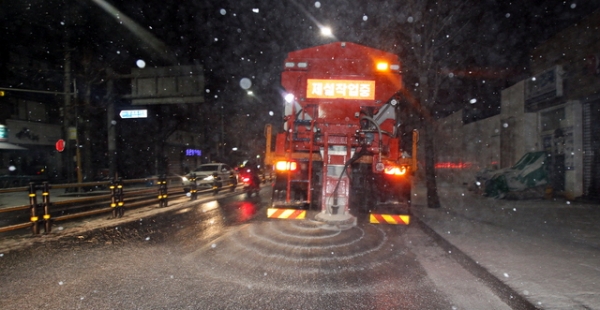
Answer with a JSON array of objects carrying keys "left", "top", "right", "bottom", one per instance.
[{"left": 220, "top": 105, "right": 224, "bottom": 159}]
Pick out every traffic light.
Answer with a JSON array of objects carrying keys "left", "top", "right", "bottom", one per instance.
[{"left": 0, "top": 90, "right": 4, "bottom": 96}]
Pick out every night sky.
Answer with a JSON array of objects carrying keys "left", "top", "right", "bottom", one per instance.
[{"left": 3, "top": 1, "right": 599, "bottom": 109}]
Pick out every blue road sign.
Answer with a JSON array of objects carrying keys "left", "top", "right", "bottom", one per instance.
[{"left": 119, "top": 109, "right": 148, "bottom": 119}]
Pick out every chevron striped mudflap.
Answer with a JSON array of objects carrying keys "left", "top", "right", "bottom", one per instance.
[
  {"left": 369, "top": 213, "right": 410, "bottom": 225},
  {"left": 267, "top": 208, "right": 306, "bottom": 220}
]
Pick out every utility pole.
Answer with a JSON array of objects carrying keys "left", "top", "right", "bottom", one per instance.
[
  {"left": 106, "top": 68, "right": 117, "bottom": 179},
  {"left": 63, "top": 50, "right": 73, "bottom": 183}
]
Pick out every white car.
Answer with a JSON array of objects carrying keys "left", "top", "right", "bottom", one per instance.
[{"left": 182, "top": 163, "right": 237, "bottom": 192}]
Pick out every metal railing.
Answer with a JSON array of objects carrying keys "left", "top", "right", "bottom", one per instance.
[{"left": 0, "top": 175, "right": 236, "bottom": 236}]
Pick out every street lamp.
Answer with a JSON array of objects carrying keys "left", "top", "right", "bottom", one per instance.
[{"left": 320, "top": 26, "right": 333, "bottom": 37}]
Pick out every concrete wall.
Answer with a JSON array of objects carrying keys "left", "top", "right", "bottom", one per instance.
[
  {"left": 434, "top": 111, "right": 501, "bottom": 185},
  {"left": 434, "top": 81, "right": 540, "bottom": 187}
]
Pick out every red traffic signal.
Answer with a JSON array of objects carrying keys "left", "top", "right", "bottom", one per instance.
[{"left": 55, "top": 139, "right": 65, "bottom": 152}]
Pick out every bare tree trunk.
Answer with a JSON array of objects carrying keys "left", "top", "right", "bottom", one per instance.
[{"left": 423, "top": 123, "right": 441, "bottom": 208}]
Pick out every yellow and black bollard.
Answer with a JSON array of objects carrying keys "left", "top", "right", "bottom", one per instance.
[
  {"left": 41, "top": 182, "right": 52, "bottom": 233},
  {"left": 116, "top": 178, "right": 124, "bottom": 217},
  {"left": 190, "top": 173, "right": 198, "bottom": 200},
  {"left": 229, "top": 173, "right": 237, "bottom": 192},
  {"left": 110, "top": 179, "right": 118, "bottom": 218},
  {"left": 212, "top": 173, "right": 222, "bottom": 196},
  {"left": 158, "top": 175, "right": 168, "bottom": 207},
  {"left": 28, "top": 182, "right": 39, "bottom": 235}
]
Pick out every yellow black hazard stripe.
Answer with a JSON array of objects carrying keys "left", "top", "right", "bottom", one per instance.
[
  {"left": 267, "top": 208, "right": 306, "bottom": 219},
  {"left": 369, "top": 214, "right": 410, "bottom": 225}
]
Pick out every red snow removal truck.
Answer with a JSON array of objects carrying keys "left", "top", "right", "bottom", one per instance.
[{"left": 266, "top": 42, "right": 418, "bottom": 225}]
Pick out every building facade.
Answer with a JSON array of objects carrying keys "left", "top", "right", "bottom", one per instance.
[{"left": 435, "top": 10, "right": 600, "bottom": 199}]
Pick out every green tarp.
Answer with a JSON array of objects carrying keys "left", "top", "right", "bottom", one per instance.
[{"left": 484, "top": 151, "right": 549, "bottom": 198}]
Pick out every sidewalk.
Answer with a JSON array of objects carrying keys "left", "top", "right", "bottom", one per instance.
[{"left": 412, "top": 182, "right": 600, "bottom": 310}]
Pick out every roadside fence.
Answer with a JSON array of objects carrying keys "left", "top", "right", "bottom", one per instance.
[{"left": 0, "top": 175, "right": 236, "bottom": 236}]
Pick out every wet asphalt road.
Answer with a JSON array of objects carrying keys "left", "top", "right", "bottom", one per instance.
[{"left": 0, "top": 188, "right": 511, "bottom": 309}]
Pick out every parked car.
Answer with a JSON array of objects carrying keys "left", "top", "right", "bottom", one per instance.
[{"left": 182, "top": 163, "right": 238, "bottom": 192}]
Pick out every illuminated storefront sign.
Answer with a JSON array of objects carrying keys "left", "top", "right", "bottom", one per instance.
[
  {"left": 0, "top": 124, "right": 7, "bottom": 141},
  {"left": 306, "top": 79, "right": 375, "bottom": 100},
  {"left": 186, "top": 149, "right": 202, "bottom": 156}
]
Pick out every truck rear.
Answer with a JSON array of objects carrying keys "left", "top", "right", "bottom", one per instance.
[{"left": 267, "top": 42, "right": 417, "bottom": 224}]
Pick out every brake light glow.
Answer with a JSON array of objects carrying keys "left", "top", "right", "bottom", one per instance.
[
  {"left": 275, "top": 161, "right": 298, "bottom": 171},
  {"left": 384, "top": 165, "right": 407, "bottom": 176}
]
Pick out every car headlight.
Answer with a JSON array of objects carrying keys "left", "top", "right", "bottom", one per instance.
[
  {"left": 203, "top": 175, "right": 214, "bottom": 181},
  {"left": 182, "top": 177, "right": 189, "bottom": 182}
]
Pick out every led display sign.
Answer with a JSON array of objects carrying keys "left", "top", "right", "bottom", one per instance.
[
  {"left": 186, "top": 149, "right": 202, "bottom": 157},
  {"left": 306, "top": 79, "right": 375, "bottom": 100}
]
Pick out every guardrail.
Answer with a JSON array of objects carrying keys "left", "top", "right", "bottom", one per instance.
[{"left": 0, "top": 175, "right": 237, "bottom": 236}]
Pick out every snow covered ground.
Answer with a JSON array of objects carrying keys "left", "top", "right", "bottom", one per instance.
[{"left": 413, "top": 182, "right": 600, "bottom": 309}]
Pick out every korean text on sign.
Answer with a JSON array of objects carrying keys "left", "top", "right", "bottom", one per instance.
[{"left": 306, "top": 79, "right": 375, "bottom": 100}]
